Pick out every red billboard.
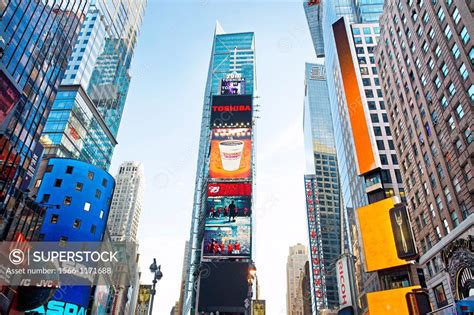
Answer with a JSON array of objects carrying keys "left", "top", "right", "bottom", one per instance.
[
  {"left": 210, "top": 95, "right": 252, "bottom": 128},
  {"left": 207, "top": 182, "right": 252, "bottom": 197}
]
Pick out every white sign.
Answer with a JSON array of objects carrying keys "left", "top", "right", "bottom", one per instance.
[{"left": 336, "top": 256, "right": 353, "bottom": 308}]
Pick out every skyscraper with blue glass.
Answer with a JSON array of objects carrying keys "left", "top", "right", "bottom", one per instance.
[
  {"left": 303, "top": 63, "right": 341, "bottom": 312},
  {"left": 40, "top": 1, "right": 146, "bottom": 170},
  {"left": 0, "top": 0, "right": 89, "bottom": 241},
  {"left": 182, "top": 24, "right": 257, "bottom": 314}
]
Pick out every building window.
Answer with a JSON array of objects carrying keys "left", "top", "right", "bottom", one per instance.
[
  {"left": 90, "top": 225, "right": 96, "bottom": 234},
  {"left": 436, "top": 195, "right": 444, "bottom": 210},
  {"left": 88, "top": 171, "right": 94, "bottom": 180},
  {"left": 377, "top": 140, "right": 385, "bottom": 150},
  {"left": 443, "top": 218, "right": 450, "bottom": 234},
  {"left": 456, "top": 103, "right": 465, "bottom": 119},
  {"left": 465, "top": 129, "right": 473, "bottom": 144},
  {"left": 444, "top": 25, "right": 452, "bottom": 40},
  {"left": 42, "top": 194, "right": 51, "bottom": 203},
  {"left": 76, "top": 182, "right": 83, "bottom": 191},
  {"left": 452, "top": 8, "right": 461, "bottom": 24},
  {"left": 102, "top": 178, "right": 108, "bottom": 187},
  {"left": 45, "top": 164, "right": 54, "bottom": 173},
  {"left": 54, "top": 179, "right": 63, "bottom": 187},
  {"left": 435, "top": 45, "right": 441, "bottom": 58},
  {"left": 459, "top": 64, "right": 468, "bottom": 80},
  {"left": 436, "top": 7, "right": 445, "bottom": 22},
  {"left": 448, "top": 82, "right": 456, "bottom": 96},
  {"left": 66, "top": 166, "right": 74, "bottom": 174},
  {"left": 448, "top": 115, "right": 455, "bottom": 130},
  {"left": 64, "top": 196, "right": 72, "bottom": 206},
  {"left": 441, "top": 63, "right": 449, "bottom": 77},
  {"left": 444, "top": 186, "right": 452, "bottom": 203},
  {"left": 51, "top": 214, "right": 59, "bottom": 224},
  {"left": 452, "top": 43, "right": 460, "bottom": 59},
  {"left": 434, "top": 284, "right": 448, "bottom": 308},
  {"left": 440, "top": 95, "right": 448, "bottom": 109},
  {"left": 460, "top": 27, "right": 470, "bottom": 44},
  {"left": 84, "top": 202, "right": 91, "bottom": 212},
  {"left": 73, "top": 219, "right": 81, "bottom": 229},
  {"left": 435, "top": 226, "right": 442, "bottom": 239},
  {"left": 455, "top": 138, "right": 464, "bottom": 152},
  {"left": 95, "top": 189, "right": 101, "bottom": 199},
  {"left": 451, "top": 211, "right": 459, "bottom": 227},
  {"left": 99, "top": 210, "right": 104, "bottom": 219}
]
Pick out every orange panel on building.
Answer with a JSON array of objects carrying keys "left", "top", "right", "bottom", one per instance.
[
  {"left": 357, "top": 197, "right": 408, "bottom": 271},
  {"left": 332, "top": 18, "right": 379, "bottom": 175},
  {"left": 367, "top": 286, "right": 421, "bottom": 315}
]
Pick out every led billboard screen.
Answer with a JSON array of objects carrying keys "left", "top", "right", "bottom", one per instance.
[
  {"left": 203, "top": 224, "right": 251, "bottom": 258},
  {"left": 206, "top": 196, "right": 251, "bottom": 225},
  {"left": 207, "top": 182, "right": 252, "bottom": 197},
  {"left": 210, "top": 95, "right": 252, "bottom": 128},
  {"left": 221, "top": 79, "right": 246, "bottom": 95},
  {"left": 209, "top": 128, "right": 251, "bottom": 180},
  {"left": 198, "top": 262, "right": 249, "bottom": 313},
  {"left": 389, "top": 204, "right": 417, "bottom": 260}
]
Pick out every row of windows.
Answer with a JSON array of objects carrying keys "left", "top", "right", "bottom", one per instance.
[
  {"left": 50, "top": 214, "right": 97, "bottom": 234},
  {"left": 45, "top": 164, "right": 108, "bottom": 187}
]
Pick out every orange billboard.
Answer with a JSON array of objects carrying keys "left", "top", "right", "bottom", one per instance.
[
  {"left": 209, "top": 128, "right": 251, "bottom": 179},
  {"left": 333, "top": 18, "right": 379, "bottom": 176},
  {"left": 357, "top": 197, "right": 409, "bottom": 272},
  {"left": 367, "top": 286, "right": 421, "bottom": 315}
]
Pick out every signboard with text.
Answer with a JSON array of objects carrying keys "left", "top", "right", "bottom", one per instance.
[{"left": 210, "top": 95, "right": 252, "bottom": 128}]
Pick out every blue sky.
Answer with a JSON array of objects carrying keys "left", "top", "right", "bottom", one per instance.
[{"left": 109, "top": 1, "right": 321, "bottom": 313}]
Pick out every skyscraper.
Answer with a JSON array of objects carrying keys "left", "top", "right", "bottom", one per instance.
[
  {"left": 0, "top": 0, "right": 88, "bottom": 241},
  {"left": 40, "top": 1, "right": 146, "bottom": 170},
  {"left": 375, "top": 0, "right": 473, "bottom": 309},
  {"left": 182, "top": 24, "right": 257, "bottom": 314},
  {"left": 287, "top": 244, "right": 309, "bottom": 315},
  {"left": 108, "top": 161, "right": 144, "bottom": 242},
  {"left": 304, "top": 0, "right": 395, "bottom": 311},
  {"left": 303, "top": 63, "right": 341, "bottom": 311}
]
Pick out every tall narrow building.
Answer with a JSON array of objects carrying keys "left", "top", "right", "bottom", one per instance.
[
  {"left": 287, "top": 244, "right": 309, "bottom": 315},
  {"left": 182, "top": 24, "right": 257, "bottom": 314},
  {"left": 376, "top": 0, "right": 473, "bottom": 309},
  {"left": 303, "top": 63, "right": 341, "bottom": 311},
  {"left": 108, "top": 161, "right": 144, "bottom": 242}
]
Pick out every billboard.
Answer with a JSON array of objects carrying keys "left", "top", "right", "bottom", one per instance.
[
  {"left": 336, "top": 256, "right": 353, "bottom": 309},
  {"left": 357, "top": 197, "right": 409, "bottom": 272},
  {"left": 207, "top": 182, "right": 252, "bottom": 197},
  {"left": 198, "top": 262, "right": 249, "bottom": 313},
  {"left": 209, "top": 128, "right": 251, "bottom": 180},
  {"left": 206, "top": 196, "right": 251, "bottom": 225},
  {"left": 304, "top": 175, "right": 328, "bottom": 309},
  {"left": 389, "top": 204, "right": 418, "bottom": 260},
  {"left": 253, "top": 300, "right": 266, "bottom": 315},
  {"left": 333, "top": 18, "right": 380, "bottom": 175},
  {"left": 203, "top": 224, "right": 251, "bottom": 258},
  {"left": 0, "top": 70, "right": 21, "bottom": 126},
  {"left": 210, "top": 95, "right": 252, "bottom": 128},
  {"left": 221, "top": 78, "right": 246, "bottom": 95},
  {"left": 367, "top": 286, "right": 421, "bottom": 315}
]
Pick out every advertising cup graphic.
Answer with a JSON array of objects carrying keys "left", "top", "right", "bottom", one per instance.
[{"left": 219, "top": 140, "right": 244, "bottom": 171}]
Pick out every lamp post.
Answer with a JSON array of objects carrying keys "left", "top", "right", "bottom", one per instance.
[{"left": 149, "top": 258, "right": 163, "bottom": 315}]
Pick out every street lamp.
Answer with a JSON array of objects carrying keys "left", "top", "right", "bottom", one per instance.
[{"left": 149, "top": 258, "right": 163, "bottom": 315}]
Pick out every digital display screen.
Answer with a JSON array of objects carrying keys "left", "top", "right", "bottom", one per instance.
[{"left": 209, "top": 128, "right": 252, "bottom": 180}]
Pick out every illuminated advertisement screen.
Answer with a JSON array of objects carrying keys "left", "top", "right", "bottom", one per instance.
[
  {"left": 210, "top": 95, "right": 252, "bottom": 128},
  {"left": 206, "top": 196, "right": 251, "bottom": 225},
  {"left": 207, "top": 182, "right": 252, "bottom": 197},
  {"left": 209, "top": 128, "right": 251, "bottom": 180},
  {"left": 202, "top": 224, "right": 251, "bottom": 258},
  {"left": 221, "top": 79, "right": 246, "bottom": 95},
  {"left": 0, "top": 70, "right": 20, "bottom": 126}
]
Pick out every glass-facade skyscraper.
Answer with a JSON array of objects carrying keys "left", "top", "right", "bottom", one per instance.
[
  {"left": 40, "top": 1, "right": 146, "bottom": 170},
  {"left": 182, "top": 24, "right": 256, "bottom": 314},
  {"left": 0, "top": 0, "right": 88, "bottom": 240},
  {"left": 303, "top": 63, "right": 341, "bottom": 312}
]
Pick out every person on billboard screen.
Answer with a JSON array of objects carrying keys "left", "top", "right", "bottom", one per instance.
[{"left": 228, "top": 201, "right": 236, "bottom": 222}]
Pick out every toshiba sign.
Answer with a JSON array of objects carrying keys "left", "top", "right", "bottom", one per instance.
[
  {"left": 210, "top": 95, "right": 252, "bottom": 128},
  {"left": 336, "top": 256, "right": 353, "bottom": 308}
]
